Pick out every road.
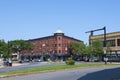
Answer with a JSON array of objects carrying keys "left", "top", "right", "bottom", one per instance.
[
  {"left": 0, "top": 66, "right": 120, "bottom": 80},
  {"left": 0, "top": 62, "right": 64, "bottom": 74},
  {"left": 0, "top": 62, "right": 101, "bottom": 74}
]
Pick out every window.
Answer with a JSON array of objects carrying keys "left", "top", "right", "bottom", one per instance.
[
  {"left": 107, "top": 40, "right": 115, "bottom": 47},
  {"left": 58, "top": 44, "right": 61, "bottom": 48},
  {"left": 59, "top": 37, "right": 60, "bottom": 40},
  {"left": 59, "top": 50, "right": 61, "bottom": 53},
  {"left": 58, "top": 37, "right": 60, "bottom": 40},
  {"left": 117, "top": 39, "right": 120, "bottom": 46},
  {"left": 55, "top": 44, "right": 57, "bottom": 47}
]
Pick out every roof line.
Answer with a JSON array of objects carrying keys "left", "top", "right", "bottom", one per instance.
[{"left": 92, "top": 31, "right": 120, "bottom": 36}]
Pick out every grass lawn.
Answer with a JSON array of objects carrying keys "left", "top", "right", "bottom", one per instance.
[{"left": 0, "top": 63, "right": 120, "bottom": 78}]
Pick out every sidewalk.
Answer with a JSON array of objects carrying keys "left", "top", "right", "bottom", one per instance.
[
  {"left": 12, "top": 62, "right": 23, "bottom": 66},
  {"left": 0, "top": 62, "right": 23, "bottom": 68}
]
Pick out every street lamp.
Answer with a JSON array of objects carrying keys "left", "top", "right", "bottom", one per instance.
[{"left": 41, "top": 43, "right": 46, "bottom": 61}]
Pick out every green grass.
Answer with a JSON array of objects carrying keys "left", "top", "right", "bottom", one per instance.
[{"left": 0, "top": 63, "right": 120, "bottom": 78}]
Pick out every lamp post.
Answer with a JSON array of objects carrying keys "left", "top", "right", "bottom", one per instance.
[{"left": 41, "top": 43, "right": 45, "bottom": 61}]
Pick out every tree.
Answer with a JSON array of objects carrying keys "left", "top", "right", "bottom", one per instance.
[
  {"left": 9, "top": 40, "right": 34, "bottom": 60},
  {"left": 9, "top": 40, "right": 33, "bottom": 53},
  {"left": 0, "top": 40, "right": 8, "bottom": 58},
  {"left": 85, "top": 45, "right": 93, "bottom": 57},
  {"left": 69, "top": 42, "right": 86, "bottom": 56},
  {"left": 69, "top": 42, "right": 94, "bottom": 61},
  {"left": 92, "top": 39, "right": 103, "bottom": 59}
]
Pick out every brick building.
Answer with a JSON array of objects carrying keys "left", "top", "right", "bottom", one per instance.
[{"left": 27, "top": 29, "right": 83, "bottom": 55}]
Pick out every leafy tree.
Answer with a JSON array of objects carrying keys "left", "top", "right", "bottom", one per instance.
[
  {"left": 92, "top": 39, "right": 103, "bottom": 59},
  {"left": 69, "top": 42, "right": 95, "bottom": 61},
  {"left": 0, "top": 40, "right": 8, "bottom": 58},
  {"left": 8, "top": 40, "right": 34, "bottom": 61},
  {"left": 0, "top": 39, "right": 33, "bottom": 59},
  {"left": 69, "top": 42, "right": 86, "bottom": 56},
  {"left": 85, "top": 45, "right": 93, "bottom": 57},
  {"left": 9, "top": 40, "right": 34, "bottom": 53}
]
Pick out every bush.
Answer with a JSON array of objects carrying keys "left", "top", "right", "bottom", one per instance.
[{"left": 66, "top": 59, "right": 75, "bottom": 65}]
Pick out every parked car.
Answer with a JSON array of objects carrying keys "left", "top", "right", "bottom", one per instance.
[
  {"left": 23, "top": 59, "right": 30, "bottom": 62},
  {"left": 34, "top": 59, "right": 41, "bottom": 62},
  {"left": 89, "top": 57, "right": 99, "bottom": 62}
]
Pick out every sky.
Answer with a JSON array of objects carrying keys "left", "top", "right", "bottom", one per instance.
[{"left": 0, "top": 0, "right": 120, "bottom": 44}]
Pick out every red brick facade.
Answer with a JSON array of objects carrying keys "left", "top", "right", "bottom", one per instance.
[{"left": 27, "top": 31, "right": 83, "bottom": 54}]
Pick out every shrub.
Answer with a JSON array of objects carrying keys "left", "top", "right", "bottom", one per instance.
[{"left": 66, "top": 59, "right": 75, "bottom": 65}]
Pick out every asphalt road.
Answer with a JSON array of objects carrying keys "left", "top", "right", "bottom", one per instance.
[
  {"left": 0, "top": 66, "right": 120, "bottom": 80},
  {"left": 0, "top": 62, "right": 64, "bottom": 74}
]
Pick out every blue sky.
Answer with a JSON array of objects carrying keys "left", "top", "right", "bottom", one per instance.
[{"left": 0, "top": 0, "right": 120, "bottom": 43}]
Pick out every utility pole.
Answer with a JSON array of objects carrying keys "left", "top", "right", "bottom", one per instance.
[{"left": 103, "top": 27, "right": 106, "bottom": 47}]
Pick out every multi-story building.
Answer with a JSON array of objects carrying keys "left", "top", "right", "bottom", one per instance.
[
  {"left": 27, "top": 29, "right": 83, "bottom": 55},
  {"left": 89, "top": 31, "right": 120, "bottom": 61}
]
